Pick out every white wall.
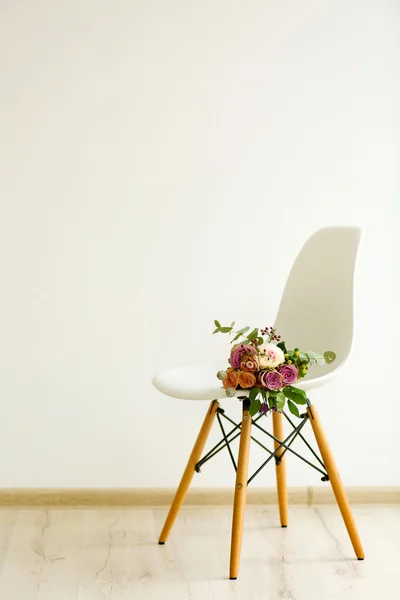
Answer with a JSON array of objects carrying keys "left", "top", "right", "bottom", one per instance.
[{"left": 0, "top": 0, "right": 398, "bottom": 489}]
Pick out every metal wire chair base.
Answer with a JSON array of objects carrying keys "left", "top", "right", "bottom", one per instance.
[{"left": 195, "top": 406, "right": 329, "bottom": 485}]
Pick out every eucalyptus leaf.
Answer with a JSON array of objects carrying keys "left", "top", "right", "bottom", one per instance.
[
  {"left": 212, "top": 328, "right": 219, "bottom": 334},
  {"left": 249, "top": 398, "right": 261, "bottom": 417},
  {"left": 247, "top": 328, "right": 259, "bottom": 341},
  {"left": 305, "top": 351, "right": 325, "bottom": 365},
  {"left": 236, "top": 326, "right": 250, "bottom": 335},
  {"left": 324, "top": 351, "right": 336, "bottom": 364},
  {"left": 220, "top": 327, "right": 233, "bottom": 333},
  {"left": 214, "top": 320, "right": 221, "bottom": 328},
  {"left": 287, "top": 399, "right": 300, "bottom": 418},
  {"left": 231, "top": 326, "right": 250, "bottom": 344}
]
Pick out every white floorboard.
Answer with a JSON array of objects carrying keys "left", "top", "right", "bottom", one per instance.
[{"left": 0, "top": 505, "right": 398, "bottom": 599}]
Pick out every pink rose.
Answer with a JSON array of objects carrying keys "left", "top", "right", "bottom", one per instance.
[
  {"left": 279, "top": 364, "right": 299, "bottom": 385},
  {"left": 230, "top": 344, "right": 256, "bottom": 369},
  {"left": 260, "top": 370, "right": 283, "bottom": 390}
]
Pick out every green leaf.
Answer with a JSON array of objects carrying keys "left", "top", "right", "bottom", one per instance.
[
  {"left": 257, "top": 336, "right": 264, "bottom": 345},
  {"left": 286, "top": 385, "right": 306, "bottom": 397},
  {"left": 277, "top": 341, "right": 287, "bottom": 353},
  {"left": 212, "top": 328, "right": 219, "bottom": 334},
  {"left": 248, "top": 387, "right": 260, "bottom": 402},
  {"left": 247, "top": 328, "right": 259, "bottom": 341},
  {"left": 292, "top": 396, "right": 307, "bottom": 405},
  {"left": 299, "top": 352, "right": 309, "bottom": 362},
  {"left": 324, "top": 351, "right": 336, "bottom": 364},
  {"left": 287, "top": 399, "right": 300, "bottom": 418},
  {"left": 214, "top": 320, "right": 221, "bottom": 328},
  {"left": 230, "top": 321, "right": 235, "bottom": 328},
  {"left": 249, "top": 398, "right": 261, "bottom": 417},
  {"left": 276, "top": 392, "right": 285, "bottom": 411},
  {"left": 220, "top": 327, "right": 233, "bottom": 333},
  {"left": 283, "top": 387, "right": 307, "bottom": 404}
]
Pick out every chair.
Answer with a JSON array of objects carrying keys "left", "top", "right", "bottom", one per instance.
[{"left": 152, "top": 226, "right": 365, "bottom": 579}]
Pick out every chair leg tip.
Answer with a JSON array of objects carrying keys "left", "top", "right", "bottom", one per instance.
[
  {"left": 158, "top": 542, "right": 165, "bottom": 545},
  {"left": 230, "top": 577, "right": 237, "bottom": 580},
  {"left": 281, "top": 525, "right": 288, "bottom": 528},
  {"left": 357, "top": 557, "right": 364, "bottom": 560}
]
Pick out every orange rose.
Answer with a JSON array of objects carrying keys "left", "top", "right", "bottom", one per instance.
[
  {"left": 222, "top": 368, "right": 239, "bottom": 389},
  {"left": 237, "top": 371, "right": 257, "bottom": 389}
]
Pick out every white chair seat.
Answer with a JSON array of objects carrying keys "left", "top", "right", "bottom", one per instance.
[
  {"left": 152, "top": 362, "right": 226, "bottom": 401},
  {"left": 152, "top": 362, "right": 335, "bottom": 401}
]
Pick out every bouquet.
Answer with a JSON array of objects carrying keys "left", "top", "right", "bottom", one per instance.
[{"left": 213, "top": 321, "right": 336, "bottom": 418}]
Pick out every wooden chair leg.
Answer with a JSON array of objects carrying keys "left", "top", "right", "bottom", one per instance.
[
  {"left": 158, "top": 399, "right": 219, "bottom": 544},
  {"left": 229, "top": 400, "right": 252, "bottom": 579},
  {"left": 272, "top": 411, "right": 288, "bottom": 527},
  {"left": 307, "top": 404, "right": 365, "bottom": 559}
]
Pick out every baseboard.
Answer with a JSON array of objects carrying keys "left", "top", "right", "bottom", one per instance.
[{"left": 0, "top": 486, "right": 398, "bottom": 508}]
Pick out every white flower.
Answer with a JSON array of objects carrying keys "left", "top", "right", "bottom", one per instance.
[{"left": 258, "top": 343, "right": 285, "bottom": 369}]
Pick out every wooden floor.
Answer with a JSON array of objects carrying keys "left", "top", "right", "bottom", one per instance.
[{"left": 0, "top": 505, "right": 398, "bottom": 599}]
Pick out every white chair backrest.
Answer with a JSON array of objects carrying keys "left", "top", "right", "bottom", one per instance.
[{"left": 274, "top": 226, "right": 363, "bottom": 378}]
